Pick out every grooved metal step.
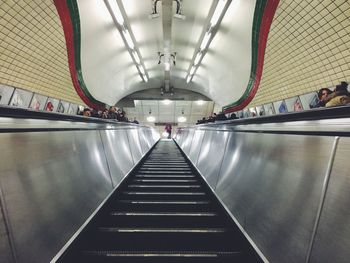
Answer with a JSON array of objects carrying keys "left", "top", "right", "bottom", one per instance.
[{"left": 57, "top": 140, "right": 262, "bottom": 263}]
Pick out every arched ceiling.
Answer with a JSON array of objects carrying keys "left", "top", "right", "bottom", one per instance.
[{"left": 55, "top": 0, "right": 278, "bottom": 109}]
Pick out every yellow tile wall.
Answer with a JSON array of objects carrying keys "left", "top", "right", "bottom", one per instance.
[
  {"left": 0, "top": 0, "right": 85, "bottom": 105},
  {"left": 250, "top": 0, "right": 350, "bottom": 107}
]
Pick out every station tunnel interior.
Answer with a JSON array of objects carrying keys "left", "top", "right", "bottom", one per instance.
[{"left": 1, "top": 0, "right": 350, "bottom": 262}]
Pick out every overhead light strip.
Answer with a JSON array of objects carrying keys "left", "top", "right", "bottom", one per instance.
[
  {"left": 104, "top": 0, "right": 148, "bottom": 82},
  {"left": 186, "top": 0, "right": 232, "bottom": 83}
]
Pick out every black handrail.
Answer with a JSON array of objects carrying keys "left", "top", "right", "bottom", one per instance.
[
  {"left": 0, "top": 105, "right": 136, "bottom": 126},
  {"left": 197, "top": 105, "right": 350, "bottom": 127}
]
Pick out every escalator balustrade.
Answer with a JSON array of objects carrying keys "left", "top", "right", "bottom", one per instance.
[{"left": 57, "top": 140, "right": 262, "bottom": 263}]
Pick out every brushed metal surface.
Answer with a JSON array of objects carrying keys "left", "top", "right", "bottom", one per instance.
[
  {"left": 0, "top": 198, "right": 14, "bottom": 263},
  {"left": 197, "top": 130, "right": 230, "bottom": 188},
  {"left": 127, "top": 129, "right": 143, "bottom": 163},
  {"left": 216, "top": 132, "right": 334, "bottom": 263},
  {"left": 188, "top": 130, "right": 205, "bottom": 164},
  {"left": 0, "top": 131, "right": 113, "bottom": 263},
  {"left": 176, "top": 128, "right": 190, "bottom": 149},
  {"left": 139, "top": 128, "right": 153, "bottom": 154},
  {"left": 100, "top": 130, "right": 134, "bottom": 186},
  {"left": 309, "top": 137, "right": 350, "bottom": 263},
  {"left": 181, "top": 129, "right": 195, "bottom": 155}
]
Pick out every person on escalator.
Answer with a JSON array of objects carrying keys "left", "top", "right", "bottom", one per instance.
[{"left": 165, "top": 124, "right": 172, "bottom": 139}]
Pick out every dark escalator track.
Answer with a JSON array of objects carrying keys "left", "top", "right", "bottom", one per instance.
[{"left": 57, "top": 140, "right": 262, "bottom": 263}]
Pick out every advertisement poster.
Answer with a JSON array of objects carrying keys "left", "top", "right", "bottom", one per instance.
[
  {"left": 44, "top": 97, "right": 59, "bottom": 112},
  {"left": 67, "top": 104, "right": 78, "bottom": 115},
  {"left": 29, "top": 94, "right": 47, "bottom": 110},
  {"left": 249, "top": 107, "right": 257, "bottom": 117},
  {"left": 285, "top": 96, "right": 303, "bottom": 112},
  {"left": 57, "top": 101, "right": 69, "bottom": 113},
  {"left": 0, "top": 84, "right": 15, "bottom": 105},
  {"left": 243, "top": 109, "right": 251, "bottom": 118},
  {"left": 300, "top": 92, "right": 319, "bottom": 110},
  {"left": 256, "top": 105, "right": 265, "bottom": 116},
  {"left": 9, "top": 88, "right": 33, "bottom": 108},
  {"left": 273, "top": 100, "right": 288, "bottom": 114},
  {"left": 263, "top": 103, "right": 275, "bottom": 115}
]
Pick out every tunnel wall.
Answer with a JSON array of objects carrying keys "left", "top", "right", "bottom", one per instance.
[
  {"left": 0, "top": 119, "right": 159, "bottom": 263},
  {"left": 175, "top": 119, "right": 350, "bottom": 263}
]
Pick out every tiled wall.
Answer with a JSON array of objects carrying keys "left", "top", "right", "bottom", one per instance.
[
  {"left": 250, "top": 0, "right": 350, "bottom": 107},
  {"left": 0, "top": 0, "right": 84, "bottom": 105}
]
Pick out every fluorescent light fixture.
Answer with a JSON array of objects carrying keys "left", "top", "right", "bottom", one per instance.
[
  {"left": 143, "top": 74, "right": 148, "bottom": 82},
  {"left": 200, "top": 32, "right": 212, "bottom": 51},
  {"left": 123, "top": 29, "right": 134, "bottom": 49},
  {"left": 189, "top": 66, "right": 196, "bottom": 75},
  {"left": 178, "top": 116, "right": 187, "bottom": 123},
  {"left": 210, "top": 0, "right": 227, "bottom": 28},
  {"left": 132, "top": 51, "right": 141, "bottom": 64},
  {"left": 106, "top": 0, "right": 124, "bottom": 26},
  {"left": 138, "top": 66, "right": 145, "bottom": 75},
  {"left": 162, "top": 99, "right": 172, "bottom": 105},
  {"left": 147, "top": 116, "right": 156, "bottom": 122},
  {"left": 164, "top": 62, "right": 170, "bottom": 71},
  {"left": 196, "top": 100, "right": 205, "bottom": 105},
  {"left": 186, "top": 75, "right": 192, "bottom": 83},
  {"left": 194, "top": 52, "right": 202, "bottom": 65}
]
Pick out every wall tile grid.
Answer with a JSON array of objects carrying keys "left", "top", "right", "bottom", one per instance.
[
  {"left": 250, "top": 0, "right": 350, "bottom": 107},
  {"left": 0, "top": 0, "right": 84, "bottom": 105}
]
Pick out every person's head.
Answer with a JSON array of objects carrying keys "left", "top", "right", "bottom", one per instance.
[
  {"left": 318, "top": 88, "right": 332, "bottom": 101},
  {"left": 109, "top": 106, "right": 117, "bottom": 113},
  {"left": 83, "top": 108, "right": 91, "bottom": 117}
]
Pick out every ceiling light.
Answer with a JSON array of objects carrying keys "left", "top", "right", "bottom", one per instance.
[
  {"left": 210, "top": 0, "right": 227, "bottom": 28},
  {"left": 106, "top": 0, "right": 124, "bottom": 26},
  {"left": 178, "top": 116, "right": 187, "bottom": 123},
  {"left": 164, "top": 62, "right": 170, "bottom": 71},
  {"left": 194, "top": 52, "right": 202, "bottom": 65},
  {"left": 196, "top": 100, "right": 205, "bottom": 105},
  {"left": 123, "top": 29, "right": 134, "bottom": 49},
  {"left": 138, "top": 66, "right": 145, "bottom": 75},
  {"left": 162, "top": 99, "right": 172, "bottom": 105},
  {"left": 143, "top": 74, "right": 148, "bottom": 82},
  {"left": 189, "top": 66, "right": 196, "bottom": 75},
  {"left": 147, "top": 116, "right": 156, "bottom": 122},
  {"left": 132, "top": 51, "right": 141, "bottom": 64},
  {"left": 186, "top": 75, "right": 192, "bottom": 83},
  {"left": 200, "top": 32, "right": 212, "bottom": 51}
]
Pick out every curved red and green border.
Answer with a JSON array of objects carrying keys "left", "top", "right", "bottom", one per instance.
[
  {"left": 54, "top": 0, "right": 106, "bottom": 110},
  {"left": 223, "top": 0, "right": 279, "bottom": 114}
]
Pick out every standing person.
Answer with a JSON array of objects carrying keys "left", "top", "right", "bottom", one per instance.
[{"left": 165, "top": 123, "right": 172, "bottom": 139}]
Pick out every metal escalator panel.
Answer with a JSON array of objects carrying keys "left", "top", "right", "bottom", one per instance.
[{"left": 57, "top": 140, "right": 262, "bottom": 263}]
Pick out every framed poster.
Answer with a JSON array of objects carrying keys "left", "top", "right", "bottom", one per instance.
[
  {"left": 236, "top": 111, "right": 243, "bottom": 119},
  {"left": 273, "top": 100, "right": 288, "bottom": 114},
  {"left": 256, "top": 105, "right": 265, "bottom": 116},
  {"left": 0, "top": 84, "right": 15, "bottom": 105},
  {"left": 285, "top": 96, "right": 303, "bottom": 112},
  {"left": 57, "top": 100, "right": 70, "bottom": 113},
  {"left": 67, "top": 104, "right": 78, "bottom": 115},
  {"left": 44, "top": 97, "right": 59, "bottom": 112},
  {"left": 300, "top": 92, "right": 319, "bottom": 109},
  {"left": 243, "top": 109, "right": 251, "bottom": 118},
  {"left": 29, "top": 94, "right": 47, "bottom": 110},
  {"left": 9, "top": 88, "right": 33, "bottom": 108},
  {"left": 249, "top": 107, "right": 257, "bottom": 117},
  {"left": 263, "top": 103, "right": 275, "bottom": 115}
]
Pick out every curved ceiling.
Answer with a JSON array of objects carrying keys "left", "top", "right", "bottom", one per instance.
[{"left": 57, "top": 0, "right": 278, "bottom": 109}]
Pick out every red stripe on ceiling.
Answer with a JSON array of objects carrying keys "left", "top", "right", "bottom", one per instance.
[
  {"left": 54, "top": 0, "right": 102, "bottom": 109},
  {"left": 224, "top": 0, "right": 280, "bottom": 114}
]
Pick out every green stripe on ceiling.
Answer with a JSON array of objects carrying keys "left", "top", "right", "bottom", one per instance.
[
  {"left": 223, "top": 0, "right": 267, "bottom": 111},
  {"left": 66, "top": 0, "right": 106, "bottom": 107}
]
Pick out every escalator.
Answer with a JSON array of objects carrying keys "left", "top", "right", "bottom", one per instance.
[{"left": 57, "top": 140, "right": 262, "bottom": 263}]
